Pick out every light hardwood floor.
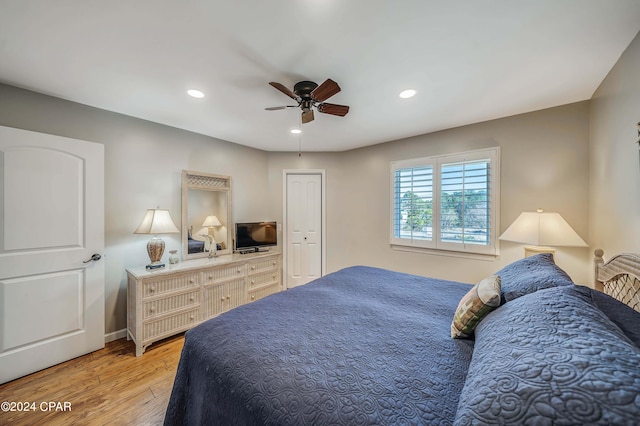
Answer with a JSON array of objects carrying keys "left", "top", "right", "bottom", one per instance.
[{"left": 0, "top": 334, "right": 185, "bottom": 426}]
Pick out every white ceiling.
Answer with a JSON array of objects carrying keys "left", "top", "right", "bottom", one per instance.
[{"left": 1, "top": 1, "right": 639, "bottom": 152}]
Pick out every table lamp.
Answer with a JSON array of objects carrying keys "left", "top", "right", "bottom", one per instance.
[
  {"left": 499, "top": 209, "right": 587, "bottom": 257},
  {"left": 134, "top": 208, "right": 180, "bottom": 269},
  {"left": 202, "top": 215, "right": 222, "bottom": 231}
]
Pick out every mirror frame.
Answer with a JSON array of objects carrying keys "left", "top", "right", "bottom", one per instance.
[{"left": 181, "top": 170, "right": 232, "bottom": 260}]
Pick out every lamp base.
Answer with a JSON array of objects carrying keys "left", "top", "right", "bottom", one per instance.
[
  {"left": 524, "top": 245, "right": 556, "bottom": 258},
  {"left": 146, "top": 236, "right": 166, "bottom": 268}
]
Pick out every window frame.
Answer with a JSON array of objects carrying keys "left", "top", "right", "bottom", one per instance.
[{"left": 390, "top": 147, "right": 500, "bottom": 256}]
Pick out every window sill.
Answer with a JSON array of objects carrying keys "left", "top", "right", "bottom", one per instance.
[{"left": 390, "top": 244, "right": 499, "bottom": 261}]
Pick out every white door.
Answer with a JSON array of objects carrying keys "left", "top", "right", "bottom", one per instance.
[
  {"left": 286, "top": 172, "right": 323, "bottom": 288},
  {"left": 0, "top": 125, "right": 104, "bottom": 384}
]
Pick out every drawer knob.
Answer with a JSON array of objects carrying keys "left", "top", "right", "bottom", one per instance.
[
  {"left": 221, "top": 297, "right": 225, "bottom": 302},
  {"left": 190, "top": 296, "right": 195, "bottom": 301},
  {"left": 251, "top": 295, "right": 255, "bottom": 300},
  {"left": 149, "top": 286, "right": 155, "bottom": 292},
  {"left": 190, "top": 315, "right": 194, "bottom": 320},
  {"left": 209, "top": 275, "right": 213, "bottom": 279},
  {"left": 272, "top": 261, "right": 276, "bottom": 265},
  {"left": 251, "top": 280, "right": 255, "bottom": 284},
  {"left": 190, "top": 279, "right": 194, "bottom": 283},
  {"left": 150, "top": 307, "right": 155, "bottom": 312},
  {"left": 251, "top": 266, "right": 256, "bottom": 270},
  {"left": 237, "top": 269, "right": 241, "bottom": 273}
]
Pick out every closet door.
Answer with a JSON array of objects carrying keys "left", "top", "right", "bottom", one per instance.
[
  {"left": 0, "top": 125, "right": 104, "bottom": 384},
  {"left": 285, "top": 172, "right": 323, "bottom": 288}
]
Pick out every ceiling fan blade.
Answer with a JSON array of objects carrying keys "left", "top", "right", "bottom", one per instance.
[
  {"left": 269, "top": 82, "right": 297, "bottom": 100},
  {"left": 301, "top": 109, "right": 314, "bottom": 124},
  {"left": 265, "top": 105, "right": 298, "bottom": 111},
  {"left": 317, "top": 103, "right": 349, "bottom": 116},
  {"left": 311, "top": 79, "right": 341, "bottom": 102}
]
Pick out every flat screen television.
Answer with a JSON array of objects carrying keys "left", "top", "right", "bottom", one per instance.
[{"left": 235, "top": 221, "right": 277, "bottom": 252}]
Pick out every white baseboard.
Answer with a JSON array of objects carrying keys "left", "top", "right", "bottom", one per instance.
[{"left": 105, "top": 328, "right": 127, "bottom": 343}]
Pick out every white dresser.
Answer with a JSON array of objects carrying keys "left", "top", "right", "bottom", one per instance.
[{"left": 127, "top": 251, "right": 281, "bottom": 356}]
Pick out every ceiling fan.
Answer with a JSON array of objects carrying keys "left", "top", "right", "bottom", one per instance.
[{"left": 265, "top": 79, "right": 349, "bottom": 124}]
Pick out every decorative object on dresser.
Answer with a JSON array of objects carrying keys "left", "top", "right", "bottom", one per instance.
[
  {"left": 499, "top": 209, "right": 587, "bottom": 257},
  {"left": 127, "top": 251, "right": 282, "bottom": 356},
  {"left": 182, "top": 170, "right": 232, "bottom": 260},
  {"left": 133, "top": 208, "right": 180, "bottom": 269}
]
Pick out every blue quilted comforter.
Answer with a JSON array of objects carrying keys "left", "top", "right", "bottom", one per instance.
[
  {"left": 164, "top": 266, "right": 474, "bottom": 425},
  {"left": 454, "top": 285, "right": 640, "bottom": 425}
]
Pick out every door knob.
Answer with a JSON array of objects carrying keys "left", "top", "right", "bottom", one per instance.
[{"left": 83, "top": 253, "right": 102, "bottom": 263}]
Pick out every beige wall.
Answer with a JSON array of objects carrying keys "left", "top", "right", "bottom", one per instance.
[
  {"left": 269, "top": 102, "right": 591, "bottom": 284},
  {"left": 589, "top": 31, "right": 640, "bottom": 265},
  {"left": 0, "top": 83, "right": 271, "bottom": 335},
  {"left": 0, "top": 81, "right": 596, "bottom": 336}
]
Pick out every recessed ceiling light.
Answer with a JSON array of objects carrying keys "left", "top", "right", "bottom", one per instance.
[
  {"left": 290, "top": 129, "right": 302, "bottom": 134},
  {"left": 399, "top": 89, "right": 416, "bottom": 99},
  {"left": 187, "top": 89, "right": 205, "bottom": 98}
]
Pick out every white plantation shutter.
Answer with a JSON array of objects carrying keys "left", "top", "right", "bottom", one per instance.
[
  {"left": 391, "top": 148, "right": 500, "bottom": 256},
  {"left": 392, "top": 164, "right": 434, "bottom": 248}
]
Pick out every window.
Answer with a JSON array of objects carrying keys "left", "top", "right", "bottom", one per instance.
[{"left": 391, "top": 147, "right": 500, "bottom": 256}]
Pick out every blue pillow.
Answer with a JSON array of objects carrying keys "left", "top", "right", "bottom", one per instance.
[
  {"left": 454, "top": 285, "right": 640, "bottom": 425},
  {"left": 496, "top": 253, "right": 573, "bottom": 303}
]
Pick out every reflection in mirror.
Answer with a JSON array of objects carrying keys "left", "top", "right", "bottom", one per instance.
[
  {"left": 187, "top": 190, "right": 227, "bottom": 253},
  {"left": 181, "top": 170, "right": 232, "bottom": 260}
]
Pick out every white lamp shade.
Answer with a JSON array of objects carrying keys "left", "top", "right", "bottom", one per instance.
[
  {"left": 499, "top": 211, "right": 587, "bottom": 247},
  {"left": 134, "top": 209, "right": 180, "bottom": 234},
  {"left": 202, "top": 215, "right": 222, "bottom": 227}
]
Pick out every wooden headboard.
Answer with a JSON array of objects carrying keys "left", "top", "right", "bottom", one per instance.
[{"left": 594, "top": 249, "right": 640, "bottom": 313}]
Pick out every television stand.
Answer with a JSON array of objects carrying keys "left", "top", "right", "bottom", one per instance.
[{"left": 236, "top": 247, "right": 270, "bottom": 255}]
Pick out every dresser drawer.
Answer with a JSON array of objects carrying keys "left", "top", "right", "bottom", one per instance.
[
  {"left": 247, "top": 257, "right": 280, "bottom": 275},
  {"left": 143, "top": 290, "right": 200, "bottom": 319},
  {"left": 202, "top": 278, "right": 246, "bottom": 318},
  {"left": 143, "top": 273, "right": 199, "bottom": 298},
  {"left": 204, "top": 264, "right": 246, "bottom": 283},
  {"left": 248, "top": 270, "right": 279, "bottom": 290},
  {"left": 143, "top": 308, "right": 199, "bottom": 341},
  {"left": 248, "top": 282, "right": 280, "bottom": 303}
]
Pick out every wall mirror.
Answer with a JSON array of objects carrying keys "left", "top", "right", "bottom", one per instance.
[{"left": 181, "top": 170, "right": 232, "bottom": 260}]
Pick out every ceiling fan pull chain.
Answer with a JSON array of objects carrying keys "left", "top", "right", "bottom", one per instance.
[{"left": 298, "top": 112, "right": 302, "bottom": 157}]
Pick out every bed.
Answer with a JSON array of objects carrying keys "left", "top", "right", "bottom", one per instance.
[
  {"left": 187, "top": 227, "right": 206, "bottom": 254},
  {"left": 164, "top": 251, "right": 640, "bottom": 425}
]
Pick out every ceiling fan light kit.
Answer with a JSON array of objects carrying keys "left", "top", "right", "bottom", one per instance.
[{"left": 266, "top": 78, "right": 349, "bottom": 124}]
